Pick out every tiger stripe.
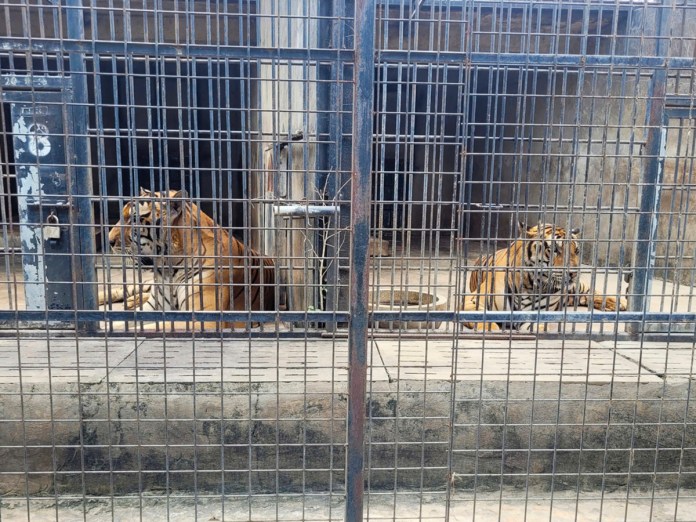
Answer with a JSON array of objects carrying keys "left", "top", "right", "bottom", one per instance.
[{"left": 98, "top": 188, "right": 276, "bottom": 330}]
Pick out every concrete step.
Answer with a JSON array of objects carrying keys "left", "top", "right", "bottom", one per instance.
[{"left": 0, "top": 337, "right": 694, "bottom": 496}]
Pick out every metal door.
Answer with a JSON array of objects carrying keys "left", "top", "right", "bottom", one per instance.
[{"left": 2, "top": 77, "right": 95, "bottom": 328}]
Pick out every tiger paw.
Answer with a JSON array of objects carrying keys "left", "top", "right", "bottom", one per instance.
[
  {"left": 124, "top": 295, "right": 137, "bottom": 309},
  {"left": 595, "top": 296, "right": 627, "bottom": 311},
  {"left": 125, "top": 292, "right": 151, "bottom": 310},
  {"left": 464, "top": 322, "right": 501, "bottom": 332}
]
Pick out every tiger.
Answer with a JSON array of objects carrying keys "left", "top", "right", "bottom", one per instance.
[
  {"left": 459, "top": 222, "right": 627, "bottom": 332},
  {"left": 98, "top": 188, "right": 276, "bottom": 330}
]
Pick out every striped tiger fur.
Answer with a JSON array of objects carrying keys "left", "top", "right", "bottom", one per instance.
[
  {"left": 98, "top": 188, "right": 276, "bottom": 330},
  {"left": 460, "top": 222, "right": 627, "bottom": 331}
]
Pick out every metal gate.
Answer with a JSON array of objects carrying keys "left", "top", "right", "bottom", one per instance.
[{"left": 1, "top": 0, "right": 696, "bottom": 520}]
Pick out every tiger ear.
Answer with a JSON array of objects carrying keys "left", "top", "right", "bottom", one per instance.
[
  {"left": 570, "top": 227, "right": 581, "bottom": 237},
  {"left": 168, "top": 190, "right": 188, "bottom": 222},
  {"left": 139, "top": 187, "right": 152, "bottom": 197},
  {"left": 519, "top": 221, "right": 537, "bottom": 237}
]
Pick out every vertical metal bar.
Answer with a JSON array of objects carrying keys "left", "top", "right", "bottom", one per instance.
[
  {"left": 316, "top": 0, "right": 333, "bottom": 318},
  {"left": 65, "top": 0, "right": 97, "bottom": 331},
  {"left": 629, "top": 5, "right": 670, "bottom": 335},
  {"left": 346, "top": 0, "right": 375, "bottom": 520}
]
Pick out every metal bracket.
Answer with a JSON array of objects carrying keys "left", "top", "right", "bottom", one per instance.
[{"left": 273, "top": 204, "right": 341, "bottom": 218}]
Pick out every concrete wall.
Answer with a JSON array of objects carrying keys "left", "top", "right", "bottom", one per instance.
[
  {"left": 510, "top": 9, "right": 696, "bottom": 283},
  {"left": 373, "top": 4, "right": 630, "bottom": 242},
  {"left": 656, "top": 120, "right": 696, "bottom": 285},
  {"left": 374, "top": 4, "right": 696, "bottom": 287},
  {"left": 3, "top": 378, "right": 695, "bottom": 496},
  {"left": 492, "top": 68, "right": 648, "bottom": 267}
]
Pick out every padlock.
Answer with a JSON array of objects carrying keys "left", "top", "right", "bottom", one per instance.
[{"left": 43, "top": 212, "right": 61, "bottom": 241}]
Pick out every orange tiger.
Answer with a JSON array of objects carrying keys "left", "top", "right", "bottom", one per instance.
[
  {"left": 460, "top": 223, "right": 627, "bottom": 331},
  {"left": 98, "top": 188, "right": 276, "bottom": 330}
]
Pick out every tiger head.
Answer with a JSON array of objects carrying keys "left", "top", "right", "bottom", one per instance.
[
  {"left": 520, "top": 222, "right": 581, "bottom": 291},
  {"left": 108, "top": 188, "right": 190, "bottom": 266}
]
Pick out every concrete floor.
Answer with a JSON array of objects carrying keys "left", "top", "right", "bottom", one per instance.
[
  {"left": 2, "top": 489, "right": 696, "bottom": 521},
  {"left": 2, "top": 336, "right": 692, "bottom": 386}
]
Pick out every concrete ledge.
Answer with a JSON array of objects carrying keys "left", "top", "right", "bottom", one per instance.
[
  {"left": 5, "top": 488, "right": 696, "bottom": 521},
  {"left": 1, "top": 338, "right": 694, "bottom": 496}
]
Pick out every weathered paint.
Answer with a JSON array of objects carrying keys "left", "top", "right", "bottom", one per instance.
[
  {"left": 15, "top": 154, "right": 47, "bottom": 310},
  {"left": 3, "top": 89, "right": 74, "bottom": 318}
]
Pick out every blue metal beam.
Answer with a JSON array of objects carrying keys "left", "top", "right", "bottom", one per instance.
[
  {"left": 377, "top": 52, "right": 695, "bottom": 69},
  {"left": 5, "top": 38, "right": 694, "bottom": 70},
  {"left": 627, "top": 5, "right": 670, "bottom": 336},
  {"left": 0, "top": 38, "right": 353, "bottom": 62},
  {"left": 0, "top": 310, "right": 693, "bottom": 324},
  {"left": 66, "top": 0, "right": 98, "bottom": 332}
]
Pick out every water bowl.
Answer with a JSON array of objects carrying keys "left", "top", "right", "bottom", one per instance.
[{"left": 368, "top": 289, "right": 448, "bottom": 330}]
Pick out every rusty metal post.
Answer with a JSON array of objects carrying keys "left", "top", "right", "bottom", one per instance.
[{"left": 346, "top": 0, "right": 375, "bottom": 520}]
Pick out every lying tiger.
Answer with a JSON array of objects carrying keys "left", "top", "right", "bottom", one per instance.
[
  {"left": 460, "top": 222, "right": 627, "bottom": 331},
  {"left": 98, "top": 188, "right": 276, "bottom": 330}
]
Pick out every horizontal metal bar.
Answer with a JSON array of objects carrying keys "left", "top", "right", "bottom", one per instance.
[
  {"left": 665, "top": 96, "right": 696, "bottom": 109},
  {"left": 470, "top": 203, "right": 509, "bottom": 210},
  {"left": 273, "top": 205, "right": 341, "bottom": 217},
  {"left": 378, "top": 51, "right": 696, "bottom": 69},
  {"left": 381, "top": 311, "right": 696, "bottom": 323},
  {"left": 25, "top": 197, "right": 71, "bottom": 207},
  {"left": 5, "top": 39, "right": 693, "bottom": 70},
  {"left": 665, "top": 107, "right": 696, "bottom": 119},
  {"left": 0, "top": 310, "right": 351, "bottom": 322},
  {"left": 0, "top": 310, "right": 693, "bottom": 324},
  {"left": 382, "top": 0, "right": 646, "bottom": 7},
  {"left": 0, "top": 39, "right": 352, "bottom": 62}
]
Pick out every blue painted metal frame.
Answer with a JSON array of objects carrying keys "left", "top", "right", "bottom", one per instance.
[
  {"left": 66, "top": 0, "right": 98, "bottom": 331},
  {"left": 626, "top": 4, "right": 670, "bottom": 336},
  {"left": 0, "top": 39, "right": 354, "bottom": 61},
  {"left": 4, "top": 38, "right": 694, "bottom": 69},
  {"left": 0, "top": 309, "right": 690, "bottom": 325}
]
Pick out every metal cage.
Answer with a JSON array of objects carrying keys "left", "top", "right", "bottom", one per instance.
[{"left": 1, "top": 0, "right": 696, "bottom": 520}]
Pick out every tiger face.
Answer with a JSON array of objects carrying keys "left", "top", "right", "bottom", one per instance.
[
  {"left": 522, "top": 222, "right": 581, "bottom": 293},
  {"left": 108, "top": 188, "right": 185, "bottom": 266}
]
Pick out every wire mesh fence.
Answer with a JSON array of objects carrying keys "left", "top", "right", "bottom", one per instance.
[{"left": 1, "top": 0, "right": 696, "bottom": 520}]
